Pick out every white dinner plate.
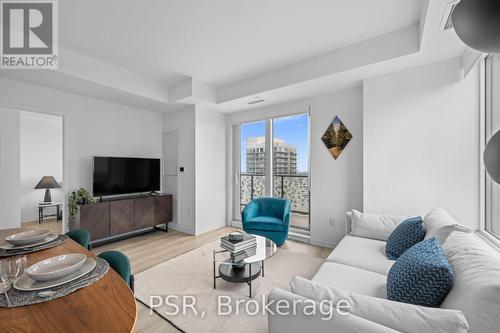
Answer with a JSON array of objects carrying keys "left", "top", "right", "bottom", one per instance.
[
  {"left": 5, "top": 229, "right": 51, "bottom": 246},
  {"left": 14, "top": 258, "right": 96, "bottom": 291},
  {"left": 0, "top": 233, "right": 58, "bottom": 251},
  {"left": 27, "top": 253, "right": 87, "bottom": 282}
]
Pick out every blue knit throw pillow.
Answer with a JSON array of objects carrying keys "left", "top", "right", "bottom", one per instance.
[
  {"left": 387, "top": 238, "right": 454, "bottom": 307},
  {"left": 385, "top": 216, "right": 426, "bottom": 260}
]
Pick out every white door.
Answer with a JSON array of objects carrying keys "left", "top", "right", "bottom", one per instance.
[{"left": 162, "top": 131, "right": 179, "bottom": 223}]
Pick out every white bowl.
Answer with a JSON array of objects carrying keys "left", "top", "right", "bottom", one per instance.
[
  {"left": 5, "top": 229, "right": 51, "bottom": 246},
  {"left": 27, "top": 253, "right": 87, "bottom": 282}
]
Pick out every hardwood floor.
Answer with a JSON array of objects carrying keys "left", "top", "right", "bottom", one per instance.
[{"left": 91, "top": 226, "right": 331, "bottom": 333}]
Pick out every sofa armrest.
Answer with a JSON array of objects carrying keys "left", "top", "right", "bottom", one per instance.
[
  {"left": 282, "top": 200, "right": 291, "bottom": 227},
  {"left": 268, "top": 288, "right": 399, "bottom": 333},
  {"left": 290, "top": 276, "right": 469, "bottom": 333},
  {"left": 241, "top": 201, "right": 259, "bottom": 222}
]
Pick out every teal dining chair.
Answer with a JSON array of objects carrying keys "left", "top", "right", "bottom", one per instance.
[
  {"left": 97, "top": 250, "right": 134, "bottom": 292},
  {"left": 66, "top": 229, "right": 91, "bottom": 250}
]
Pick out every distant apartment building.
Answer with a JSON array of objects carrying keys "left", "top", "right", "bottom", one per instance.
[{"left": 246, "top": 137, "right": 297, "bottom": 175}]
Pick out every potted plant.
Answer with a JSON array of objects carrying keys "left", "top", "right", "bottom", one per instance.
[{"left": 68, "top": 188, "right": 96, "bottom": 229}]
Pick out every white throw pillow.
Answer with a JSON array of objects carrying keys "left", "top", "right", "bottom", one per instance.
[
  {"left": 440, "top": 231, "right": 500, "bottom": 333},
  {"left": 350, "top": 209, "right": 407, "bottom": 241},
  {"left": 423, "top": 208, "right": 471, "bottom": 243},
  {"left": 290, "top": 276, "right": 469, "bottom": 333}
]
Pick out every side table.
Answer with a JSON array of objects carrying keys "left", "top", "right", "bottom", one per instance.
[{"left": 37, "top": 202, "right": 62, "bottom": 223}]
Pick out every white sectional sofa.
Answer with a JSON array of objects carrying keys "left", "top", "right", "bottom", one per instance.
[{"left": 268, "top": 209, "right": 500, "bottom": 333}]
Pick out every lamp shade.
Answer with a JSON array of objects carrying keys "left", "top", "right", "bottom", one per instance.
[
  {"left": 451, "top": 0, "right": 500, "bottom": 54},
  {"left": 34, "top": 176, "right": 61, "bottom": 189},
  {"left": 484, "top": 131, "right": 500, "bottom": 184}
]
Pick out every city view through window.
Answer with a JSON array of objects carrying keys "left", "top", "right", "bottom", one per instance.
[{"left": 240, "top": 114, "right": 310, "bottom": 229}]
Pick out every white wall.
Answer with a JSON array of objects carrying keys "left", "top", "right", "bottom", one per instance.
[
  {"left": 162, "top": 106, "right": 227, "bottom": 235},
  {"left": 0, "top": 107, "right": 21, "bottom": 229},
  {"left": 163, "top": 107, "right": 196, "bottom": 234},
  {"left": 310, "top": 88, "right": 363, "bottom": 247},
  {"left": 195, "top": 107, "right": 226, "bottom": 234},
  {"left": 0, "top": 77, "right": 163, "bottom": 231},
  {"left": 20, "top": 111, "right": 63, "bottom": 223},
  {"left": 363, "top": 58, "right": 478, "bottom": 227},
  {"left": 226, "top": 87, "right": 364, "bottom": 247}
]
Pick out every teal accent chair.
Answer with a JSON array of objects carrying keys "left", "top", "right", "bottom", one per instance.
[
  {"left": 98, "top": 250, "right": 134, "bottom": 292},
  {"left": 66, "top": 229, "right": 91, "bottom": 251},
  {"left": 242, "top": 197, "right": 291, "bottom": 246}
]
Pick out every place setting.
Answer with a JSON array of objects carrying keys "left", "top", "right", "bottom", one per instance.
[
  {"left": 0, "top": 252, "right": 109, "bottom": 308},
  {"left": 0, "top": 229, "right": 68, "bottom": 257}
]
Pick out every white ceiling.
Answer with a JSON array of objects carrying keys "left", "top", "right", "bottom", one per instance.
[
  {"left": 60, "top": 0, "right": 422, "bottom": 86},
  {"left": 0, "top": 0, "right": 469, "bottom": 113}
]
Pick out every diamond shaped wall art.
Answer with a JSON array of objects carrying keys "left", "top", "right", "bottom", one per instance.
[{"left": 321, "top": 115, "right": 352, "bottom": 160}]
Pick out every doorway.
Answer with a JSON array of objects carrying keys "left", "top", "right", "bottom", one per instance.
[
  {"left": 20, "top": 111, "right": 63, "bottom": 235},
  {"left": 234, "top": 113, "right": 310, "bottom": 230}
]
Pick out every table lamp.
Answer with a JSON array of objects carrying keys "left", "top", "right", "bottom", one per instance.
[{"left": 34, "top": 176, "right": 61, "bottom": 203}]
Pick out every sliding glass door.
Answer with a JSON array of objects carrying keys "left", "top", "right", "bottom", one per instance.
[
  {"left": 240, "top": 121, "right": 267, "bottom": 210},
  {"left": 234, "top": 113, "right": 310, "bottom": 230},
  {"left": 272, "top": 114, "right": 310, "bottom": 230}
]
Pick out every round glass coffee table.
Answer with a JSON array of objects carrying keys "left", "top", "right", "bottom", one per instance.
[{"left": 213, "top": 235, "right": 277, "bottom": 298}]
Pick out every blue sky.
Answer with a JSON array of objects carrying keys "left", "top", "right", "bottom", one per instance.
[{"left": 240, "top": 114, "right": 309, "bottom": 173}]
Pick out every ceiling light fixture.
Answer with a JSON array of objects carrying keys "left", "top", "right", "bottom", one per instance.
[{"left": 451, "top": 0, "right": 500, "bottom": 54}]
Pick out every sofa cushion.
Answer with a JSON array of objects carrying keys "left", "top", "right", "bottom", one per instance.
[
  {"left": 244, "top": 216, "right": 285, "bottom": 232},
  {"left": 327, "top": 235, "right": 395, "bottom": 275},
  {"left": 387, "top": 238, "right": 454, "bottom": 307},
  {"left": 423, "top": 208, "right": 470, "bottom": 243},
  {"left": 351, "top": 209, "right": 407, "bottom": 241},
  {"left": 440, "top": 231, "right": 500, "bottom": 333},
  {"left": 312, "top": 262, "right": 387, "bottom": 299},
  {"left": 290, "top": 276, "right": 469, "bottom": 333},
  {"left": 385, "top": 217, "right": 426, "bottom": 260}
]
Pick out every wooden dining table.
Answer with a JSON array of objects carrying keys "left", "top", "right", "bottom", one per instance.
[{"left": 0, "top": 228, "right": 137, "bottom": 333}]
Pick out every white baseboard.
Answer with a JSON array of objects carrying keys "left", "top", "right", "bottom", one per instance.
[
  {"left": 168, "top": 223, "right": 195, "bottom": 235},
  {"left": 195, "top": 222, "right": 227, "bottom": 235},
  {"left": 231, "top": 221, "right": 243, "bottom": 228},
  {"left": 288, "top": 232, "right": 310, "bottom": 243},
  {"left": 310, "top": 238, "right": 337, "bottom": 249}
]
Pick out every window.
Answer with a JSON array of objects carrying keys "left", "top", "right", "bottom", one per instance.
[{"left": 484, "top": 55, "right": 500, "bottom": 239}]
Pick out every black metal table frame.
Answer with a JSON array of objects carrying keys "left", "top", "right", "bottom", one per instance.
[
  {"left": 213, "top": 249, "right": 265, "bottom": 298},
  {"left": 38, "top": 203, "right": 62, "bottom": 224}
]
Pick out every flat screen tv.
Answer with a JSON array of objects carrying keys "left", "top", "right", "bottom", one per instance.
[{"left": 93, "top": 157, "right": 160, "bottom": 196}]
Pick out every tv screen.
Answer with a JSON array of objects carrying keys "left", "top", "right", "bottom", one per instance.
[{"left": 93, "top": 157, "right": 160, "bottom": 196}]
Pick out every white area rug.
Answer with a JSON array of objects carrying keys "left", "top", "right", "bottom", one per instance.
[{"left": 135, "top": 240, "right": 324, "bottom": 333}]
